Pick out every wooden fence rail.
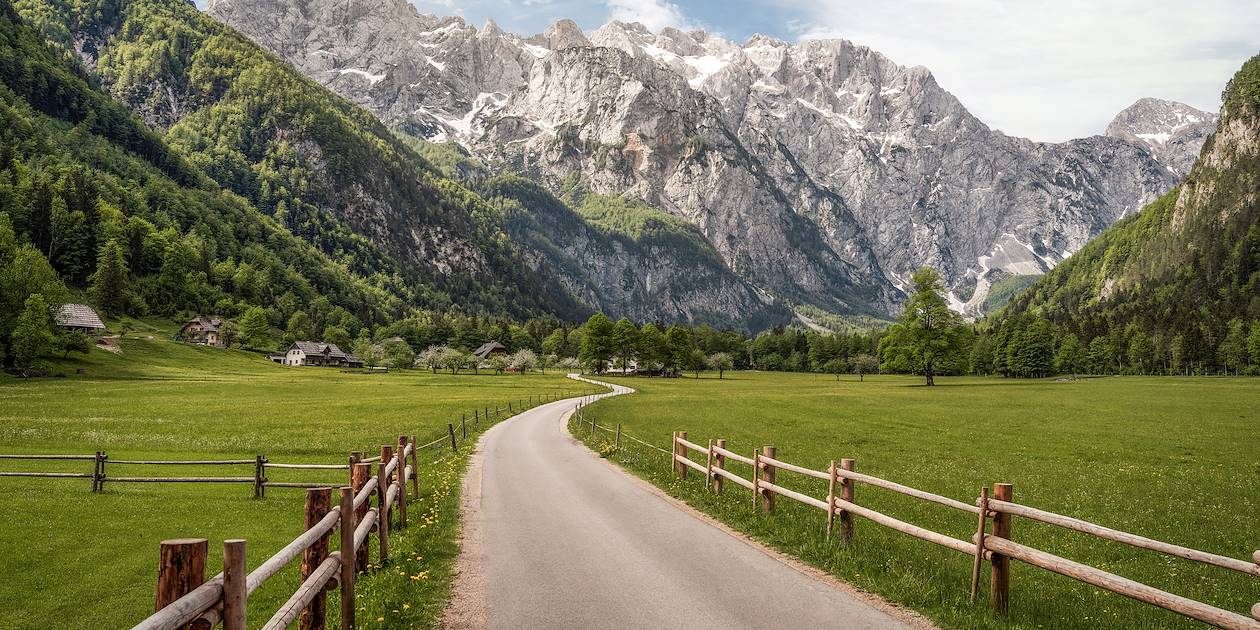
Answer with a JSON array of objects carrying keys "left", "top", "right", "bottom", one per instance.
[
  {"left": 127, "top": 385, "right": 598, "bottom": 630},
  {"left": 660, "top": 432, "right": 1260, "bottom": 630},
  {"left": 134, "top": 433, "right": 425, "bottom": 630}
]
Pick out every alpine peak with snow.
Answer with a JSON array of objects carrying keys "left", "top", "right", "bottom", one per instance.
[{"left": 207, "top": 0, "right": 1216, "bottom": 321}]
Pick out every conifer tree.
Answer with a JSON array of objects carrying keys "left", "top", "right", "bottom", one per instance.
[{"left": 89, "top": 239, "right": 130, "bottom": 316}]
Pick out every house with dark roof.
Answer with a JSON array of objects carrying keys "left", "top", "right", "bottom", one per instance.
[
  {"left": 282, "top": 341, "right": 364, "bottom": 368},
  {"left": 176, "top": 316, "right": 225, "bottom": 347},
  {"left": 472, "top": 341, "right": 508, "bottom": 362},
  {"left": 54, "top": 304, "right": 105, "bottom": 335}
]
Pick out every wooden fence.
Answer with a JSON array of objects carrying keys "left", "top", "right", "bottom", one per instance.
[
  {"left": 127, "top": 386, "right": 595, "bottom": 630},
  {"left": 655, "top": 431, "right": 1260, "bottom": 630},
  {"left": 0, "top": 389, "right": 587, "bottom": 493},
  {"left": 131, "top": 438, "right": 417, "bottom": 630}
]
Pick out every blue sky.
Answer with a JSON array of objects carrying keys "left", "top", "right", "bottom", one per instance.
[{"left": 202, "top": 0, "right": 1260, "bottom": 142}]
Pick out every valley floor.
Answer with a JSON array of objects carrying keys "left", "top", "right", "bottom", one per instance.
[
  {"left": 572, "top": 372, "right": 1260, "bottom": 630},
  {"left": 0, "top": 332, "right": 596, "bottom": 629}
]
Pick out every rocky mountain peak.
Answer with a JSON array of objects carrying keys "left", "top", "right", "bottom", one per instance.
[
  {"left": 209, "top": 0, "right": 1215, "bottom": 322},
  {"left": 1105, "top": 97, "right": 1217, "bottom": 176},
  {"left": 527, "top": 19, "right": 589, "bottom": 51}
]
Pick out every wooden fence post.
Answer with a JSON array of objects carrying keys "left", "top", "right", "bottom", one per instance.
[
  {"left": 394, "top": 444, "right": 407, "bottom": 528},
  {"left": 671, "top": 432, "right": 677, "bottom": 475},
  {"left": 409, "top": 435, "right": 420, "bottom": 499},
  {"left": 826, "top": 460, "right": 837, "bottom": 538},
  {"left": 475, "top": 409, "right": 480, "bottom": 425},
  {"left": 338, "top": 487, "right": 354, "bottom": 630},
  {"left": 98, "top": 451, "right": 107, "bottom": 491},
  {"left": 705, "top": 439, "right": 714, "bottom": 492},
  {"left": 461, "top": 414, "right": 467, "bottom": 439},
  {"left": 713, "top": 439, "right": 726, "bottom": 494},
  {"left": 448, "top": 424, "right": 458, "bottom": 452},
  {"left": 253, "top": 455, "right": 266, "bottom": 498},
  {"left": 677, "top": 431, "right": 688, "bottom": 480},
  {"left": 376, "top": 454, "right": 390, "bottom": 565},
  {"left": 91, "top": 451, "right": 102, "bottom": 492},
  {"left": 990, "top": 483, "right": 1013, "bottom": 614},
  {"left": 299, "top": 488, "right": 331, "bottom": 630},
  {"left": 508, "top": 401, "right": 513, "bottom": 413},
  {"left": 351, "top": 463, "right": 371, "bottom": 572},
  {"left": 155, "top": 538, "right": 207, "bottom": 625},
  {"left": 615, "top": 423, "right": 621, "bottom": 449},
  {"left": 751, "top": 450, "right": 759, "bottom": 507},
  {"left": 970, "top": 486, "right": 990, "bottom": 603},
  {"left": 222, "top": 539, "right": 247, "bottom": 630},
  {"left": 760, "top": 446, "right": 776, "bottom": 513},
  {"left": 840, "top": 458, "right": 855, "bottom": 543},
  {"left": 590, "top": 413, "right": 596, "bottom": 437}
]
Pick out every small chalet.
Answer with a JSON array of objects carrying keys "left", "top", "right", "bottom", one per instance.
[
  {"left": 55, "top": 304, "right": 106, "bottom": 335},
  {"left": 472, "top": 341, "right": 508, "bottom": 363},
  {"left": 177, "top": 316, "right": 225, "bottom": 347},
  {"left": 282, "top": 341, "right": 364, "bottom": 368}
]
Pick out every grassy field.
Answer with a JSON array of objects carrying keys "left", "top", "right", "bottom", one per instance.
[
  {"left": 0, "top": 325, "right": 598, "bottom": 630},
  {"left": 574, "top": 372, "right": 1260, "bottom": 630}
]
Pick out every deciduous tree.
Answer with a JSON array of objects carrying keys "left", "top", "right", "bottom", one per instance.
[
  {"left": 12, "top": 294, "right": 52, "bottom": 369},
  {"left": 878, "top": 268, "right": 967, "bottom": 386},
  {"left": 707, "top": 352, "right": 733, "bottom": 378}
]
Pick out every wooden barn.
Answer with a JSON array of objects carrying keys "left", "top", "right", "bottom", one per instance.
[{"left": 54, "top": 304, "right": 106, "bottom": 335}]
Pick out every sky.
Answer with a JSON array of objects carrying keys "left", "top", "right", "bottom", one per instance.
[{"left": 395, "top": 0, "right": 1259, "bottom": 142}]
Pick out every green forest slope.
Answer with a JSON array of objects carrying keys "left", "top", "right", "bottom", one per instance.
[{"left": 991, "top": 54, "right": 1260, "bottom": 374}]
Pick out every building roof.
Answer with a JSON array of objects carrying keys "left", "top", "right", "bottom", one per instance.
[
  {"left": 289, "top": 341, "right": 351, "bottom": 360},
  {"left": 290, "top": 341, "right": 326, "bottom": 354},
  {"left": 179, "top": 316, "right": 222, "bottom": 334},
  {"left": 55, "top": 304, "right": 105, "bottom": 330},
  {"left": 473, "top": 341, "right": 507, "bottom": 359}
]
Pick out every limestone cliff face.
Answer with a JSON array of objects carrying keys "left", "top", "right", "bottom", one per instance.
[{"left": 209, "top": 0, "right": 1212, "bottom": 319}]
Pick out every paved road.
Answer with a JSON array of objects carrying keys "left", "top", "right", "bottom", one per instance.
[{"left": 448, "top": 377, "right": 929, "bottom": 630}]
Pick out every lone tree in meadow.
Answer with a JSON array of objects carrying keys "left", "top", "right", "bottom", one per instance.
[
  {"left": 878, "top": 268, "right": 968, "bottom": 386},
  {"left": 707, "top": 352, "right": 733, "bottom": 378},
  {"left": 850, "top": 353, "right": 879, "bottom": 381}
]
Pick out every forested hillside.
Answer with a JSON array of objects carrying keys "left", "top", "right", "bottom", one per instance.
[
  {"left": 988, "top": 54, "right": 1260, "bottom": 375},
  {"left": 12, "top": 0, "right": 583, "bottom": 320},
  {"left": 0, "top": 0, "right": 436, "bottom": 365}
]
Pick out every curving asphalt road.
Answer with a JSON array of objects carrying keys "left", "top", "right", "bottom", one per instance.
[{"left": 444, "top": 376, "right": 931, "bottom": 630}]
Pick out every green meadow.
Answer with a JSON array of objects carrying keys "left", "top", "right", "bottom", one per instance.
[
  {"left": 0, "top": 325, "right": 597, "bottom": 630},
  {"left": 575, "top": 371, "right": 1260, "bottom": 630}
]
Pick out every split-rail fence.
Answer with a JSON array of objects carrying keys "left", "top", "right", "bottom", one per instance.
[
  {"left": 125, "top": 387, "right": 592, "bottom": 630},
  {"left": 659, "top": 430, "right": 1260, "bottom": 630},
  {"left": 568, "top": 405, "right": 1259, "bottom": 630}
]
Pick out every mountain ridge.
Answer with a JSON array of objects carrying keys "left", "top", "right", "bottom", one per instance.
[{"left": 208, "top": 0, "right": 1211, "bottom": 320}]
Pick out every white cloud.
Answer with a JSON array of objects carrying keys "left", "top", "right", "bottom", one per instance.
[
  {"left": 605, "top": 0, "right": 693, "bottom": 32},
  {"left": 786, "top": 0, "right": 1259, "bottom": 141}
]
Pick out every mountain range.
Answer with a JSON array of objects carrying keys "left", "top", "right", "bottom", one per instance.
[{"left": 208, "top": 0, "right": 1217, "bottom": 323}]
